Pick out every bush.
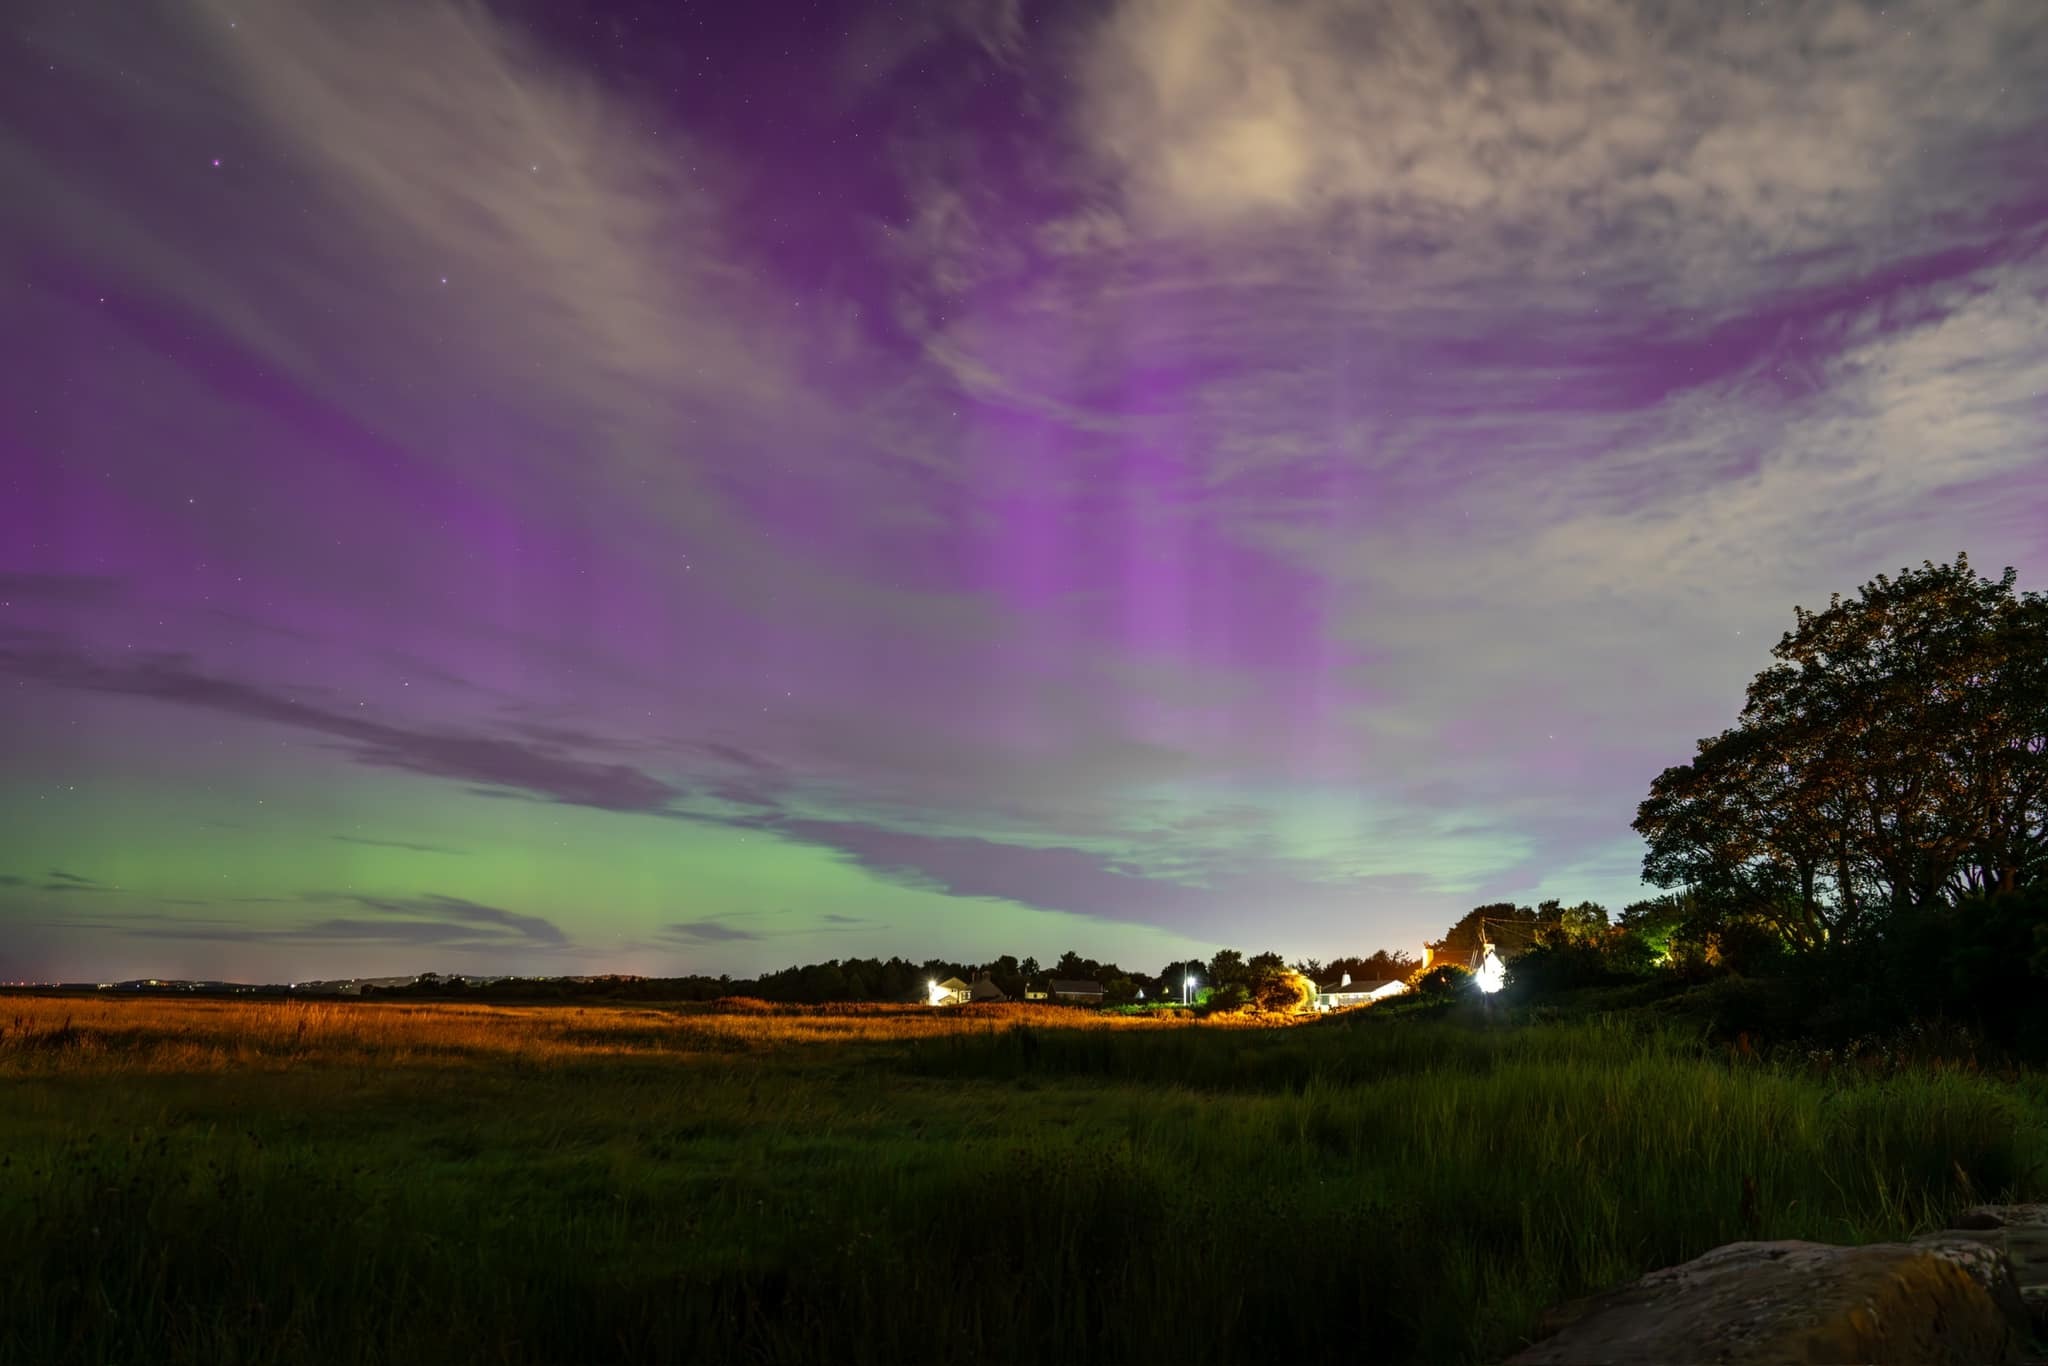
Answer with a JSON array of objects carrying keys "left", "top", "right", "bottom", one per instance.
[
  {"left": 1654, "top": 976, "right": 1812, "bottom": 1042},
  {"left": 1412, "top": 964, "right": 1475, "bottom": 997},
  {"left": 1249, "top": 968, "right": 1314, "bottom": 1014},
  {"left": 1710, "top": 917, "right": 1790, "bottom": 976},
  {"left": 1201, "top": 983, "right": 1251, "bottom": 1014},
  {"left": 1873, "top": 887, "right": 2048, "bottom": 1058}
]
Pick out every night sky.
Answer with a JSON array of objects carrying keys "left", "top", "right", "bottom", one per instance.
[{"left": 5, "top": 0, "right": 2047, "bottom": 982}]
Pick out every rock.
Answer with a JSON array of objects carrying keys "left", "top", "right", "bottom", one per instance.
[
  {"left": 1945, "top": 1206, "right": 2048, "bottom": 1339},
  {"left": 1504, "top": 1239, "right": 2028, "bottom": 1365},
  {"left": 1953, "top": 1205, "right": 2048, "bottom": 1233}
]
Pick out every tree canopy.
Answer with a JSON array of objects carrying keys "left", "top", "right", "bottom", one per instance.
[{"left": 1635, "top": 555, "right": 2047, "bottom": 946}]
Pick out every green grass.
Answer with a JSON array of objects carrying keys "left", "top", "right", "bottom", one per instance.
[{"left": 1, "top": 995, "right": 2042, "bottom": 1364}]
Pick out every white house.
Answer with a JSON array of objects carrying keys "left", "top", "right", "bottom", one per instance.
[
  {"left": 1314, "top": 972, "right": 1407, "bottom": 1011},
  {"left": 927, "top": 976, "right": 972, "bottom": 1007}
]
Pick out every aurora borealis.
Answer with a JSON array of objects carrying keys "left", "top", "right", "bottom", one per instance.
[{"left": 4, "top": 0, "right": 2047, "bottom": 983}]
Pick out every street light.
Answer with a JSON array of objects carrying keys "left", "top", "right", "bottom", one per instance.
[{"left": 1182, "top": 972, "right": 1197, "bottom": 1006}]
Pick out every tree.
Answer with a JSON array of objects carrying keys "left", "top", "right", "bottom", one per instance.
[
  {"left": 1636, "top": 556, "right": 2048, "bottom": 947},
  {"left": 1432, "top": 904, "right": 1543, "bottom": 966},
  {"left": 1206, "top": 949, "right": 1247, "bottom": 989},
  {"left": 1551, "top": 901, "right": 1611, "bottom": 938},
  {"left": 1618, "top": 895, "right": 1695, "bottom": 959},
  {"left": 1247, "top": 964, "right": 1314, "bottom": 1013},
  {"left": 985, "top": 955, "right": 1024, "bottom": 1000},
  {"left": 1322, "top": 951, "right": 1419, "bottom": 984}
]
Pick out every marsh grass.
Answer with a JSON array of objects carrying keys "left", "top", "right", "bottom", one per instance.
[{"left": 1, "top": 994, "right": 2040, "bottom": 1363}]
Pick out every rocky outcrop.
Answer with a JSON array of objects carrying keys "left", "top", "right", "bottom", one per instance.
[
  {"left": 1505, "top": 1206, "right": 2048, "bottom": 1365},
  {"left": 1944, "top": 1205, "right": 2048, "bottom": 1340}
]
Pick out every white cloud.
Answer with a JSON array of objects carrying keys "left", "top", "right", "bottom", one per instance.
[
  {"left": 1291, "top": 260, "right": 2048, "bottom": 780},
  {"left": 1080, "top": 0, "right": 2048, "bottom": 305}
]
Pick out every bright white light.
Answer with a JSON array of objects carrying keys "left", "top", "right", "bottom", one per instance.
[
  {"left": 1476, "top": 947, "right": 1506, "bottom": 994},
  {"left": 925, "top": 978, "right": 948, "bottom": 1008}
]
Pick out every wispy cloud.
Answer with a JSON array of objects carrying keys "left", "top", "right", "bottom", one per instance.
[
  {"left": 0, "top": 644, "right": 681, "bottom": 814},
  {"left": 99, "top": 894, "right": 568, "bottom": 951},
  {"left": 661, "top": 919, "right": 766, "bottom": 945},
  {"left": 333, "top": 835, "right": 464, "bottom": 855},
  {"left": 345, "top": 895, "right": 566, "bottom": 948}
]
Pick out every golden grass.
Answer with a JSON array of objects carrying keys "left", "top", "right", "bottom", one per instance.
[{"left": 0, "top": 992, "right": 1289, "bottom": 1075}]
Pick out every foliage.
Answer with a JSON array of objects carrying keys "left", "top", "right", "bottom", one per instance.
[
  {"left": 1635, "top": 555, "right": 2048, "bottom": 949},
  {"left": 1503, "top": 928, "right": 1658, "bottom": 997},
  {"left": 1412, "top": 963, "right": 1475, "bottom": 996},
  {"left": 1247, "top": 966, "right": 1315, "bottom": 1014},
  {"left": 1202, "top": 982, "right": 1252, "bottom": 1013},
  {"left": 1618, "top": 895, "right": 1696, "bottom": 959},
  {"left": 1314, "top": 950, "right": 1420, "bottom": 984},
  {"left": 1869, "top": 885, "right": 2048, "bottom": 1055},
  {"left": 1431, "top": 902, "right": 1529, "bottom": 966},
  {"left": 1207, "top": 949, "right": 1248, "bottom": 990},
  {"left": 1708, "top": 916, "right": 1791, "bottom": 977},
  {"left": 1431, "top": 901, "right": 1612, "bottom": 973}
]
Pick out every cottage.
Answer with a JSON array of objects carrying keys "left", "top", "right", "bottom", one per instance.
[
  {"left": 1314, "top": 972, "right": 1407, "bottom": 1011},
  {"left": 927, "top": 976, "right": 972, "bottom": 1007},
  {"left": 1047, "top": 978, "right": 1105, "bottom": 1004},
  {"left": 969, "top": 975, "right": 1010, "bottom": 1003}
]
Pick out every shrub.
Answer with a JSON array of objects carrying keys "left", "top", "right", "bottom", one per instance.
[
  {"left": 1710, "top": 916, "right": 1790, "bottom": 976},
  {"left": 1412, "top": 964, "right": 1475, "bottom": 996},
  {"left": 1202, "top": 983, "right": 1251, "bottom": 1013}
]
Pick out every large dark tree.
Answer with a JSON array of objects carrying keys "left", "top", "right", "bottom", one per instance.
[{"left": 1636, "top": 556, "right": 2048, "bottom": 946}]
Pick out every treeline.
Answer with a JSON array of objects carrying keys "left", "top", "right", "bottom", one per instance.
[{"left": 371, "top": 947, "right": 1419, "bottom": 1009}]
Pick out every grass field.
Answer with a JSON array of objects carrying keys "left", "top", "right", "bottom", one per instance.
[{"left": 3, "top": 993, "right": 2043, "bottom": 1364}]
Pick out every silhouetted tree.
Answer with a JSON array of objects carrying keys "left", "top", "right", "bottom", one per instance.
[
  {"left": 1206, "top": 949, "right": 1246, "bottom": 989},
  {"left": 1637, "top": 555, "right": 2048, "bottom": 947}
]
